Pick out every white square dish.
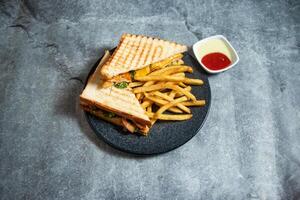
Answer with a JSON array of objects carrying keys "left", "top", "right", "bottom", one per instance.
[{"left": 192, "top": 35, "right": 239, "bottom": 74}]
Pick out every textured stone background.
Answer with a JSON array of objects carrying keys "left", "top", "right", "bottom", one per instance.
[{"left": 1, "top": 0, "right": 300, "bottom": 199}]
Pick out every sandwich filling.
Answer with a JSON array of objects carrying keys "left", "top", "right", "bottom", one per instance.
[
  {"left": 101, "top": 53, "right": 184, "bottom": 88},
  {"left": 81, "top": 104, "right": 149, "bottom": 135}
]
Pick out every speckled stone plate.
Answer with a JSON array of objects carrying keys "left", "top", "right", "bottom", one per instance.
[{"left": 84, "top": 49, "right": 211, "bottom": 155}]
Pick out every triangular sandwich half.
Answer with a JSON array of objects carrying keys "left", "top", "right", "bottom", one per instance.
[
  {"left": 100, "top": 33, "right": 187, "bottom": 79},
  {"left": 80, "top": 51, "right": 151, "bottom": 135}
]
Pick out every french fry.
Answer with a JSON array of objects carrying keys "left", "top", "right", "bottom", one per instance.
[
  {"left": 176, "top": 59, "right": 184, "bottom": 65},
  {"left": 106, "top": 72, "right": 131, "bottom": 83},
  {"left": 129, "top": 82, "right": 144, "bottom": 88},
  {"left": 134, "top": 66, "right": 151, "bottom": 78},
  {"left": 149, "top": 65, "right": 193, "bottom": 76},
  {"left": 167, "top": 86, "right": 191, "bottom": 99},
  {"left": 139, "top": 93, "right": 144, "bottom": 101},
  {"left": 150, "top": 119, "right": 157, "bottom": 126},
  {"left": 133, "top": 83, "right": 166, "bottom": 93},
  {"left": 169, "top": 90, "right": 177, "bottom": 99},
  {"left": 146, "top": 103, "right": 152, "bottom": 112},
  {"left": 146, "top": 112, "right": 154, "bottom": 118},
  {"left": 151, "top": 91, "right": 174, "bottom": 101},
  {"left": 143, "top": 80, "right": 155, "bottom": 87},
  {"left": 141, "top": 100, "right": 151, "bottom": 109},
  {"left": 135, "top": 75, "right": 203, "bottom": 85},
  {"left": 166, "top": 85, "right": 196, "bottom": 101},
  {"left": 130, "top": 55, "right": 206, "bottom": 128},
  {"left": 158, "top": 114, "right": 192, "bottom": 120},
  {"left": 181, "top": 100, "right": 206, "bottom": 106},
  {"left": 151, "top": 91, "right": 191, "bottom": 113},
  {"left": 179, "top": 82, "right": 187, "bottom": 87},
  {"left": 146, "top": 112, "right": 192, "bottom": 121},
  {"left": 145, "top": 95, "right": 183, "bottom": 113},
  {"left": 136, "top": 93, "right": 142, "bottom": 100},
  {"left": 175, "top": 86, "right": 192, "bottom": 97},
  {"left": 154, "top": 96, "right": 188, "bottom": 118},
  {"left": 172, "top": 73, "right": 185, "bottom": 77},
  {"left": 171, "top": 59, "right": 184, "bottom": 65},
  {"left": 150, "top": 53, "right": 183, "bottom": 71}
]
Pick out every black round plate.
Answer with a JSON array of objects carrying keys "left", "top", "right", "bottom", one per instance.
[{"left": 84, "top": 49, "right": 211, "bottom": 155}]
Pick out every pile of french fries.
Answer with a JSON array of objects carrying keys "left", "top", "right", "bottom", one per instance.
[{"left": 129, "top": 53, "right": 206, "bottom": 126}]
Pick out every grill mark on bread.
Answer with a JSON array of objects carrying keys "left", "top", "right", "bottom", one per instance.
[
  {"left": 143, "top": 38, "right": 153, "bottom": 65},
  {"left": 115, "top": 37, "right": 129, "bottom": 68},
  {"left": 102, "top": 34, "right": 127, "bottom": 73},
  {"left": 127, "top": 36, "right": 139, "bottom": 69},
  {"left": 130, "top": 35, "right": 143, "bottom": 70},
  {"left": 124, "top": 38, "right": 136, "bottom": 69},
  {"left": 156, "top": 45, "right": 163, "bottom": 58},
  {"left": 152, "top": 45, "right": 162, "bottom": 61},
  {"left": 136, "top": 37, "right": 148, "bottom": 68},
  {"left": 123, "top": 37, "right": 135, "bottom": 70},
  {"left": 115, "top": 38, "right": 130, "bottom": 69}
]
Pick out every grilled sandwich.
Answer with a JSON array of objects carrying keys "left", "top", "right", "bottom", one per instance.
[
  {"left": 100, "top": 33, "right": 187, "bottom": 79},
  {"left": 80, "top": 34, "right": 188, "bottom": 135}
]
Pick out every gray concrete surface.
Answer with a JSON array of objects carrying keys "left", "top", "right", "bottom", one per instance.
[{"left": 1, "top": 0, "right": 300, "bottom": 199}]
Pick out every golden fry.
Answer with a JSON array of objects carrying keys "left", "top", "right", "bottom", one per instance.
[
  {"left": 134, "top": 66, "right": 151, "bottom": 78},
  {"left": 151, "top": 91, "right": 191, "bottom": 113},
  {"left": 149, "top": 65, "right": 193, "bottom": 76},
  {"left": 136, "top": 93, "right": 142, "bottom": 100},
  {"left": 145, "top": 95, "right": 183, "bottom": 113},
  {"left": 146, "top": 112, "right": 192, "bottom": 121},
  {"left": 158, "top": 114, "right": 192, "bottom": 120},
  {"left": 141, "top": 100, "right": 151, "bottom": 109},
  {"left": 166, "top": 85, "right": 196, "bottom": 101},
  {"left": 150, "top": 119, "right": 157, "bottom": 126},
  {"left": 143, "top": 81, "right": 155, "bottom": 87},
  {"left": 146, "top": 112, "right": 154, "bottom": 118},
  {"left": 177, "top": 59, "right": 184, "bottom": 65},
  {"left": 133, "top": 83, "right": 166, "bottom": 93},
  {"left": 155, "top": 96, "right": 188, "bottom": 118},
  {"left": 135, "top": 75, "right": 203, "bottom": 85},
  {"left": 150, "top": 54, "right": 183, "bottom": 71},
  {"left": 179, "top": 82, "right": 187, "bottom": 87},
  {"left": 172, "top": 73, "right": 185, "bottom": 77},
  {"left": 175, "top": 86, "right": 192, "bottom": 97},
  {"left": 168, "top": 90, "right": 176, "bottom": 99},
  {"left": 146, "top": 103, "right": 152, "bottom": 112},
  {"left": 171, "top": 59, "right": 184, "bottom": 65},
  {"left": 181, "top": 100, "right": 206, "bottom": 106},
  {"left": 151, "top": 91, "right": 173, "bottom": 101},
  {"left": 129, "top": 82, "right": 144, "bottom": 88},
  {"left": 132, "top": 56, "right": 205, "bottom": 125}
]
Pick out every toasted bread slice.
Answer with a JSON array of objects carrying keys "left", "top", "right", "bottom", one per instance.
[
  {"left": 100, "top": 34, "right": 188, "bottom": 79},
  {"left": 80, "top": 51, "right": 151, "bottom": 126}
]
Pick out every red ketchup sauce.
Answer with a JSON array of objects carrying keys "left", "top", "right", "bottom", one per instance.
[{"left": 201, "top": 52, "right": 231, "bottom": 71}]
